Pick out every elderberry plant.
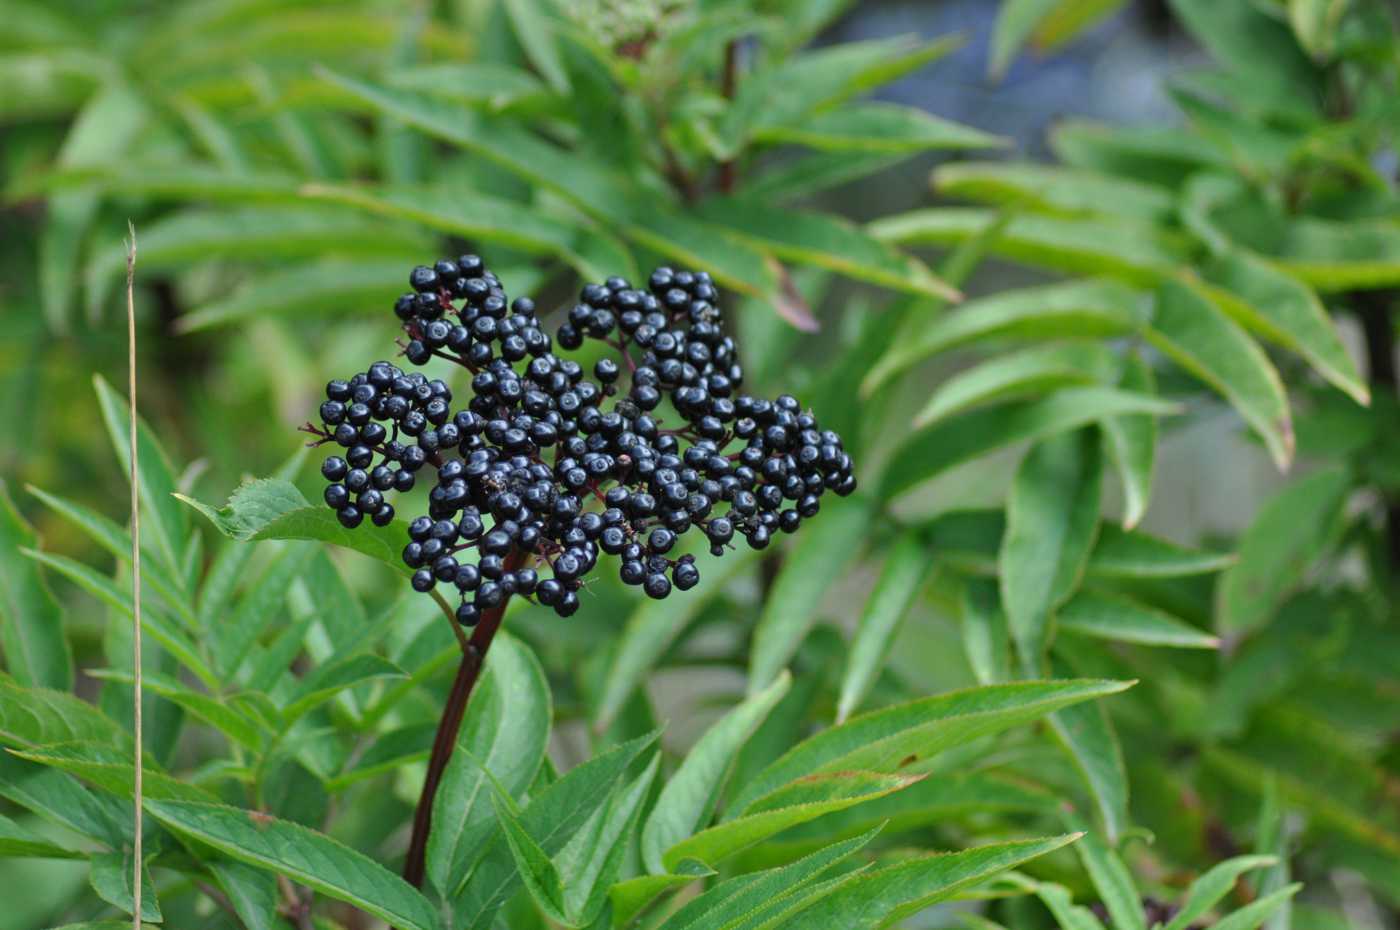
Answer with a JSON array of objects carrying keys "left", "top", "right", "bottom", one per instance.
[{"left": 304, "top": 256, "right": 855, "bottom": 625}]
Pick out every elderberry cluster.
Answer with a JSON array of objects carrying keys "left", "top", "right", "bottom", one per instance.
[{"left": 304, "top": 255, "right": 854, "bottom": 625}]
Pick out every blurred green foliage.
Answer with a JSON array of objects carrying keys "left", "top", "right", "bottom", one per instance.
[{"left": 0, "top": 0, "right": 1397, "bottom": 929}]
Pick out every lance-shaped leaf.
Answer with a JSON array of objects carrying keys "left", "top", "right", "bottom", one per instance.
[
  {"left": 1050, "top": 696, "right": 1130, "bottom": 842},
  {"left": 1100, "top": 353, "right": 1158, "bottom": 529},
  {"left": 177, "top": 259, "right": 416, "bottom": 333},
  {"left": 0, "top": 752, "right": 131, "bottom": 848},
  {"left": 0, "top": 674, "right": 127, "bottom": 749},
  {"left": 913, "top": 342, "right": 1118, "bottom": 429},
  {"left": 90, "top": 849, "right": 161, "bottom": 923},
  {"left": 1088, "top": 525, "right": 1235, "bottom": 577},
  {"left": 727, "top": 679, "right": 1132, "bottom": 815},
  {"left": 934, "top": 162, "right": 1175, "bottom": 224},
  {"left": 662, "top": 771, "right": 920, "bottom": 871},
  {"left": 1064, "top": 813, "right": 1143, "bottom": 930},
  {"left": 959, "top": 578, "right": 1011, "bottom": 685},
  {"left": 1000, "top": 429, "right": 1103, "bottom": 671},
  {"left": 1146, "top": 279, "right": 1293, "bottom": 469},
  {"left": 862, "top": 278, "right": 1145, "bottom": 397},
  {"left": 698, "top": 196, "right": 959, "bottom": 299},
  {"left": 179, "top": 478, "right": 408, "bottom": 575},
  {"left": 989, "top": 0, "right": 1059, "bottom": 77},
  {"left": 209, "top": 860, "right": 281, "bottom": 930},
  {"left": 428, "top": 633, "right": 551, "bottom": 895},
  {"left": 1057, "top": 591, "right": 1220, "bottom": 649},
  {"left": 749, "top": 496, "right": 873, "bottom": 692},
  {"left": 0, "top": 812, "right": 82, "bottom": 859},
  {"left": 0, "top": 480, "right": 73, "bottom": 690},
  {"left": 642, "top": 673, "right": 791, "bottom": 874},
  {"left": 146, "top": 800, "right": 441, "bottom": 930},
  {"left": 837, "top": 533, "right": 932, "bottom": 722},
  {"left": 779, "top": 834, "right": 1082, "bottom": 929},
  {"left": 1163, "top": 855, "right": 1278, "bottom": 930},
  {"left": 755, "top": 102, "right": 1004, "bottom": 154}
]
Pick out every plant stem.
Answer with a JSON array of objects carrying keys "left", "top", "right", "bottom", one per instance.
[
  {"left": 717, "top": 38, "right": 740, "bottom": 193},
  {"left": 400, "top": 549, "right": 528, "bottom": 893},
  {"left": 1352, "top": 289, "right": 1399, "bottom": 571}
]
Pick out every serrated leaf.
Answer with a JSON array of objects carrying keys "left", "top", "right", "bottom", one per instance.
[
  {"left": 1057, "top": 590, "right": 1219, "bottom": 649},
  {"left": 1100, "top": 353, "right": 1158, "bottom": 529},
  {"left": 1212, "top": 884, "right": 1304, "bottom": 930},
  {"left": 88, "top": 669, "right": 263, "bottom": 749},
  {"left": 326, "top": 723, "right": 433, "bottom": 790},
  {"left": 1064, "top": 814, "right": 1143, "bottom": 930},
  {"left": 595, "top": 545, "right": 758, "bottom": 731},
  {"left": 0, "top": 752, "right": 130, "bottom": 848},
  {"left": 744, "top": 151, "right": 907, "bottom": 202},
  {"left": 1000, "top": 429, "right": 1103, "bottom": 671},
  {"left": 657, "top": 828, "right": 880, "bottom": 930},
  {"left": 749, "top": 495, "right": 873, "bottom": 692},
  {"left": 862, "top": 278, "right": 1146, "bottom": 397},
  {"left": 664, "top": 771, "right": 918, "bottom": 871},
  {"left": 281, "top": 653, "right": 405, "bottom": 723},
  {"left": 0, "top": 674, "right": 126, "bottom": 749},
  {"left": 177, "top": 259, "right": 411, "bottom": 332},
  {"left": 1087, "top": 524, "right": 1235, "bottom": 577},
  {"left": 1216, "top": 466, "right": 1350, "bottom": 636},
  {"left": 934, "top": 162, "right": 1175, "bottom": 224},
  {"left": 1147, "top": 279, "right": 1293, "bottom": 468},
  {"left": 871, "top": 208, "right": 1183, "bottom": 283},
  {"left": 145, "top": 800, "right": 440, "bottom": 930},
  {"left": 1164, "top": 855, "right": 1278, "bottom": 930},
  {"left": 609, "top": 863, "right": 713, "bottom": 929},
  {"left": 779, "top": 834, "right": 1082, "bottom": 929},
  {"left": 179, "top": 478, "right": 409, "bottom": 574},
  {"left": 914, "top": 342, "right": 1117, "bottom": 429},
  {"left": 1203, "top": 250, "right": 1367, "bottom": 405},
  {"left": 0, "top": 480, "right": 73, "bottom": 690},
  {"left": 90, "top": 849, "right": 161, "bottom": 923},
  {"left": 0, "top": 812, "right": 82, "bottom": 859},
  {"left": 428, "top": 633, "right": 550, "bottom": 895},
  {"left": 698, "top": 196, "right": 959, "bottom": 299},
  {"left": 728, "top": 679, "right": 1132, "bottom": 816},
  {"left": 11, "top": 742, "right": 213, "bottom": 803},
  {"left": 959, "top": 578, "right": 1011, "bottom": 685},
  {"left": 93, "top": 375, "right": 188, "bottom": 584},
  {"left": 837, "top": 533, "right": 931, "bottom": 722},
  {"left": 386, "top": 62, "right": 550, "bottom": 111},
  {"left": 557, "top": 754, "right": 659, "bottom": 925},
  {"left": 755, "top": 102, "right": 1003, "bottom": 154},
  {"left": 642, "top": 673, "right": 791, "bottom": 874},
  {"left": 1050, "top": 698, "right": 1130, "bottom": 843},
  {"left": 490, "top": 790, "right": 569, "bottom": 925}
]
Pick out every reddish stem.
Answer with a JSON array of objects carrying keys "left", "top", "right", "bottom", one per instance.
[{"left": 399, "top": 549, "right": 528, "bottom": 894}]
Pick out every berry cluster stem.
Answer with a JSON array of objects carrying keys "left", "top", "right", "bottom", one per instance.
[{"left": 400, "top": 549, "right": 528, "bottom": 895}]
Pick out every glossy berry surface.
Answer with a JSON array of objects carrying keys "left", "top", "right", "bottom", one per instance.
[{"left": 302, "top": 256, "right": 855, "bottom": 622}]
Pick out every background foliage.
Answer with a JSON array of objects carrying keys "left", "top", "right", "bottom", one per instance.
[{"left": 0, "top": 1, "right": 1397, "bottom": 929}]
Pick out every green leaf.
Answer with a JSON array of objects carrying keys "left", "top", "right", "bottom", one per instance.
[
  {"left": 1100, "top": 353, "right": 1158, "bottom": 529},
  {"left": 327, "top": 723, "right": 433, "bottom": 790},
  {"left": 428, "top": 633, "right": 551, "bottom": 895},
  {"left": 211, "top": 543, "right": 313, "bottom": 681},
  {"left": 176, "top": 259, "right": 411, "bottom": 333},
  {"left": 179, "top": 478, "right": 409, "bottom": 574},
  {"left": 1167, "top": 0, "right": 1320, "bottom": 105},
  {"left": 1049, "top": 697, "right": 1130, "bottom": 843},
  {"left": 728, "top": 679, "right": 1131, "bottom": 815},
  {"left": 663, "top": 771, "right": 919, "bottom": 871},
  {"left": 914, "top": 342, "right": 1117, "bottom": 429},
  {"left": 0, "top": 674, "right": 126, "bottom": 749},
  {"left": 281, "top": 653, "right": 405, "bottom": 724},
  {"left": 11, "top": 742, "right": 213, "bottom": 803},
  {"left": 1000, "top": 430, "right": 1103, "bottom": 671},
  {"left": 837, "top": 533, "right": 931, "bottom": 722},
  {"left": 1164, "top": 855, "right": 1279, "bottom": 930},
  {"left": 1065, "top": 816, "right": 1143, "bottom": 930},
  {"left": 145, "top": 799, "right": 440, "bottom": 930},
  {"left": 595, "top": 544, "right": 758, "bottom": 731},
  {"left": 959, "top": 578, "right": 1011, "bottom": 685},
  {"left": 502, "top": 0, "right": 570, "bottom": 93},
  {"left": 0, "top": 480, "right": 73, "bottom": 690},
  {"left": 1288, "top": 0, "right": 1349, "bottom": 59},
  {"left": 1011, "top": 874, "right": 1108, "bottom": 930},
  {"left": 744, "top": 151, "right": 908, "bottom": 203},
  {"left": 698, "top": 197, "right": 959, "bottom": 299},
  {"left": 609, "top": 864, "right": 713, "bottom": 929},
  {"left": 451, "top": 732, "right": 658, "bottom": 926},
  {"left": 1049, "top": 120, "right": 1226, "bottom": 187},
  {"left": 755, "top": 102, "right": 1004, "bottom": 154},
  {"left": 989, "top": 0, "right": 1058, "bottom": 78},
  {"left": 0, "top": 752, "right": 130, "bottom": 848},
  {"left": 1202, "top": 249, "right": 1368, "bottom": 405},
  {"left": 490, "top": 791, "right": 569, "bottom": 925},
  {"left": 879, "top": 387, "right": 1177, "bottom": 502},
  {"left": 40, "top": 85, "right": 146, "bottom": 331},
  {"left": 386, "top": 62, "right": 550, "bottom": 111},
  {"left": 657, "top": 828, "right": 880, "bottom": 930},
  {"left": 934, "top": 162, "right": 1175, "bottom": 224},
  {"left": 88, "top": 669, "right": 263, "bottom": 749},
  {"left": 1211, "top": 884, "right": 1304, "bottom": 930},
  {"left": 90, "top": 849, "right": 161, "bottom": 923},
  {"left": 206, "top": 861, "right": 279, "bottom": 930},
  {"left": 642, "top": 672, "right": 791, "bottom": 874},
  {"left": 557, "top": 755, "right": 659, "bottom": 925},
  {"left": 93, "top": 375, "right": 188, "bottom": 583},
  {"left": 871, "top": 208, "right": 1183, "bottom": 284},
  {"left": 862, "top": 278, "right": 1147, "bottom": 397},
  {"left": 1216, "top": 466, "right": 1350, "bottom": 636},
  {"left": 1087, "top": 524, "right": 1235, "bottom": 578},
  {"left": 749, "top": 495, "right": 873, "bottom": 692},
  {"left": 1056, "top": 591, "right": 1220, "bottom": 649},
  {"left": 780, "top": 834, "right": 1082, "bottom": 929},
  {"left": 1146, "top": 279, "right": 1293, "bottom": 469},
  {"left": 0, "top": 813, "right": 81, "bottom": 859}
]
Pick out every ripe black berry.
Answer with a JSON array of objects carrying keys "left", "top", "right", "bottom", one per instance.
[{"left": 302, "top": 258, "right": 855, "bottom": 622}]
